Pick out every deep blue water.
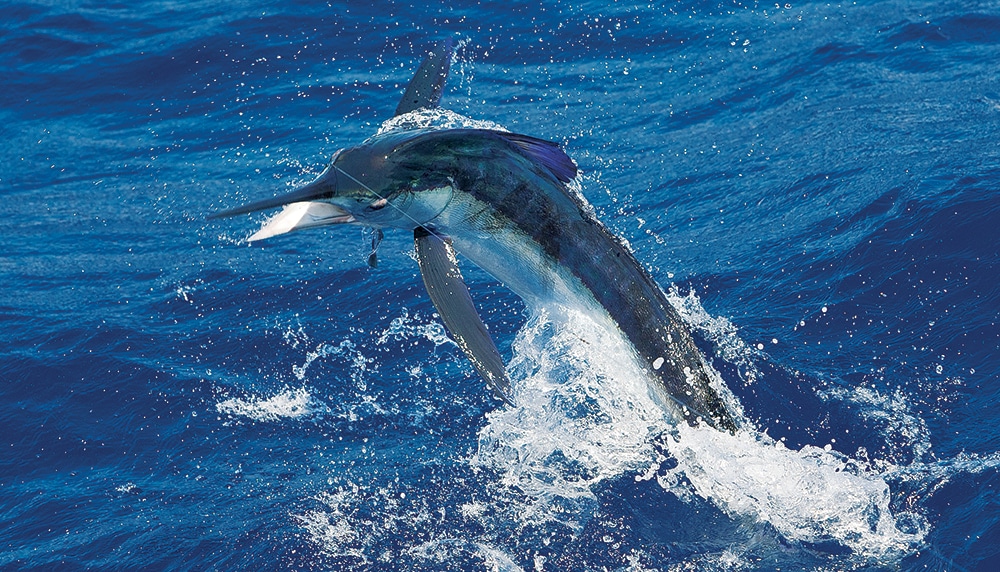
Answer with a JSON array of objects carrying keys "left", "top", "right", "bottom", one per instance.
[{"left": 4, "top": 0, "right": 1000, "bottom": 570}]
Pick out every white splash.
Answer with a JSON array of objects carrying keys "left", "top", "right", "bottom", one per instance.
[
  {"left": 667, "top": 286, "right": 763, "bottom": 385},
  {"left": 405, "top": 539, "right": 524, "bottom": 572},
  {"left": 376, "top": 307, "right": 453, "bottom": 348},
  {"left": 888, "top": 450, "right": 1000, "bottom": 498},
  {"left": 468, "top": 293, "right": 928, "bottom": 563},
  {"left": 115, "top": 482, "right": 139, "bottom": 494},
  {"left": 376, "top": 107, "right": 507, "bottom": 136},
  {"left": 659, "top": 289, "right": 928, "bottom": 557},
  {"left": 174, "top": 282, "right": 197, "bottom": 303},
  {"left": 296, "top": 490, "right": 368, "bottom": 562},
  {"left": 470, "top": 308, "right": 675, "bottom": 530},
  {"left": 819, "top": 384, "right": 933, "bottom": 463},
  {"left": 296, "top": 485, "right": 494, "bottom": 568},
  {"left": 282, "top": 256, "right": 931, "bottom": 564},
  {"left": 657, "top": 425, "right": 927, "bottom": 559},
  {"left": 292, "top": 338, "right": 373, "bottom": 392},
  {"left": 216, "top": 387, "right": 328, "bottom": 422}
]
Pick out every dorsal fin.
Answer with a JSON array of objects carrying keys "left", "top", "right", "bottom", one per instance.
[{"left": 395, "top": 39, "right": 454, "bottom": 117}]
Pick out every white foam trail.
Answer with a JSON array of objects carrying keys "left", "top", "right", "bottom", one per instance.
[{"left": 216, "top": 387, "right": 328, "bottom": 422}]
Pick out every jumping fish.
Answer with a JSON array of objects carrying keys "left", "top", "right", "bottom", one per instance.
[{"left": 211, "top": 41, "right": 737, "bottom": 432}]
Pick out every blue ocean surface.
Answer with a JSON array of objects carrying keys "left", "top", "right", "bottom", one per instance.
[{"left": 3, "top": 0, "right": 1000, "bottom": 570}]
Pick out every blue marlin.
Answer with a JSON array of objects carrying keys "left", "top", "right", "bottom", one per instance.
[{"left": 211, "top": 41, "right": 737, "bottom": 432}]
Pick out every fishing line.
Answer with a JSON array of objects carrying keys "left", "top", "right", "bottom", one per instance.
[{"left": 331, "top": 163, "right": 449, "bottom": 241}]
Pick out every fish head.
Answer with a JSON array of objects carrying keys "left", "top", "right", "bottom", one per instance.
[
  {"left": 323, "top": 140, "right": 455, "bottom": 229},
  {"left": 210, "top": 131, "right": 454, "bottom": 241}
]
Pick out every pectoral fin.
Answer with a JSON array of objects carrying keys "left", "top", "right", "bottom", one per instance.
[{"left": 413, "top": 227, "right": 513, "bottom": 405}]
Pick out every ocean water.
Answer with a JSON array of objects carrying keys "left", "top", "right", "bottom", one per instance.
[{"left": 3, "top": 0, "right": 1000, "bottom": 570}]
